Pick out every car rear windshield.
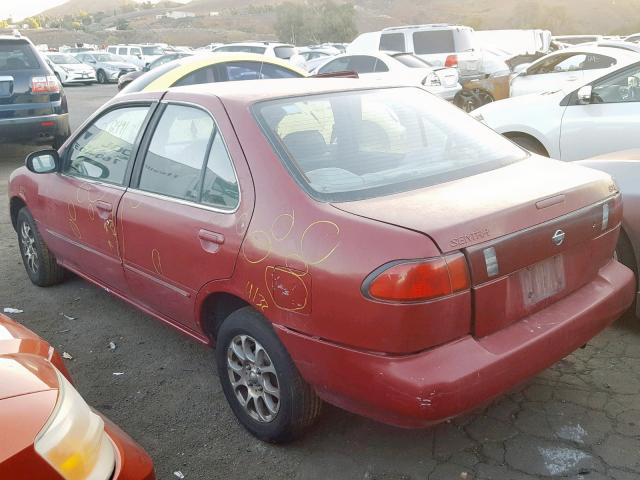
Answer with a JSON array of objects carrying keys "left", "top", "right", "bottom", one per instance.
[
  {"left": 274, "top": 46, "right": 295, "bottom": 59},
  {"left": 413, "top": 29, "right": 474, "bottom": 54},
  {"left": 218, "top": 45, "right": 267, "bottom": 54},
  {"left": 0, "top": 41, "right": 40, "bottom": 71},
  {"left": 254, "top": 87, "right": 526, "bottom": 202},
  {"left": 392, "top": 53, "right": 432, "bottom": 68}
]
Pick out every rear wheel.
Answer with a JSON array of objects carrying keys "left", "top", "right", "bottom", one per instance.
[
  {"left": 508, "top": 135, "right": 549, "bottom": 156},
  {"left": 454, "top": 89, "right": 494, "bottom": 112},
  {"left": 17, "top": 208, "right": 65, "bottom": 287},
  {"left": 216, "top": 307, "right": 322, "bottom": 443},
  {"left": 96, "top": 69, "right": 107, "bottom": 84}
]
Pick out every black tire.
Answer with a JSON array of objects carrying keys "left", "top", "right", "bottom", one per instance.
[
  {"left": 216, "top": 307, "right": 322, "bottom": 443},
  {"left": 96, "top": 69, "right": 107, "bottom": 84},
  {"left": 84, "top": 82, "right": 93, "bottom": 86},
  {"left": 17, "top": 208, "right": 65, "bottom": 287},
  {"left": 509, "top": 135, "right": 549, "bottom": 156},
  {"left": 52, "top": 135, "right": 66, "bottom": 149}
]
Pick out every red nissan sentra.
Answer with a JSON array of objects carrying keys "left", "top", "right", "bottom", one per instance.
[
  {"left": 0, "top": 313, "right": 155, "bottom": 479},
  {"left": 8, "top": 79, "right": 634, "bottom": 442}
]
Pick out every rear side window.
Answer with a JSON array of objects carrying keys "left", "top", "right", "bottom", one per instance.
[
  {"left": 259, "top": 63, "right": 301, "bottom": 78},
  {"left": 380, "top": 33, "right": 405, "bottom": 52},
  {"left": 120, "top": 61, "right": 178, "bottom": 94},
  {"left": 0, "top": 41, "right": 40, "bottom": 71},
  {"left": 255, "top": 87, "right": 526, "bottom": 202},
  {"left": 347, "top": 56, "right": 378, "bottom": 73},
  {"left": 66, "top": 107, "right": 149, "bottom": 184},
  {"left": 412, "top": 30, "right": 455, "bottom": 54},
  {"left": 274, "top": 46, "right": 295, "bottom": 59},
  {"left": 201, "top": 132, "right": 239, "bottom": 209},
  {"left": 318, "top": 57, "right": 350, "bottom": 74},
  {"left": 138, "top": 105, "right": 214, "bottom": 202},
  {"left": 173, "top": 66, "right": 219, "bottom": 86},
  {"left": 118, "top": 48, "right": 127, "bottom": 56}
]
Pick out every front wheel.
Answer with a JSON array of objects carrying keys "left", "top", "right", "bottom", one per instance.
[
  {"left": 96, "top": 70, "right": 107, "bottom": 84},
  {"left": 216, "top": 307, "right": 322, "bottom": 443},
  {"left": 17, "top": 208, "right": 65, "bottom": 287}
]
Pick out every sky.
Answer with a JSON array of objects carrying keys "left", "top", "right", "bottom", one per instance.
[{"left": 0, "top": 0, "right": 68, "bottom": 21}]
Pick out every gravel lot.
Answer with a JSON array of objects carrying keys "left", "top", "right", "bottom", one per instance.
[{"left": 2, "top": 84, "right": 640, "bottom": 480}]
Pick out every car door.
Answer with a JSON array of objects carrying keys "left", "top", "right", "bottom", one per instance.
[
  {"left": 36, "top": 100, "right": 157, "bottom": 293},
  {"left": 560, "top": 63, "right": 640, "bottom": 160},
  {"left": 119, "top": 93, "right": 253, "bottom": 330},
  {"left": 513, "top": 53, "right": 586, "bottom": 96}
]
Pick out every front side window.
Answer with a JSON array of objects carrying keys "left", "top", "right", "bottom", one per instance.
[
  {"left": 66, "top": 107, "right": 149, "bottom": 184},
  {"left": 255, "top": 87, "right": 526, "bottom": 202},
  {"left": 380, "top": 33, "right": 405, "bottom": 52},
  {"left": 593, "top": 64, "right": 640, "bottom": 103},
  {"left": 138, "top": 105, "right": 214, "bottom": 202}
]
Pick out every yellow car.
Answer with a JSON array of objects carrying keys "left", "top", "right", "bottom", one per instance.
[{"left": 118, "top": 52, "right": 307, "bottom": 94}]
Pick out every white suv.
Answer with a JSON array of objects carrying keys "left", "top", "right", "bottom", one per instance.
[
  {"left": 107, "top": 44, "right": 164, "bottom": 68},
  {"left": 348, "top": 24, "right": 482, "bottom": 80},
  {"left": 212, "top": 42, "right": 298, "bottom": 61}
]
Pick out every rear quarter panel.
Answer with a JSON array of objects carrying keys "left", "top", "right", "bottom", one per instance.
[{"left": 210, "top": 96, "right": 472, "bottom": 353}]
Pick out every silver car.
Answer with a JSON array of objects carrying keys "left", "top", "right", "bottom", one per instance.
[{"left": 73, "top": 51, "right": 139, "bottom": 84}]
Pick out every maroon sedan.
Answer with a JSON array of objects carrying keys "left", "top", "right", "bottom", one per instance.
[{"left": 8, "top": 79, "right": 634, "bottom": 442}]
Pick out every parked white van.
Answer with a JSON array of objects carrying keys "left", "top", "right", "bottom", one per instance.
[
  {"left": 107, "top": 44, "right": 164, "bottom": 68},
  {"left": 348, "top": 24, "right": 483, "bottom": 80}
]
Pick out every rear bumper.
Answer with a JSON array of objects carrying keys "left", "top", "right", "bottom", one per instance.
[
  {"left": 0, "top": 113, "right": 70, "bottom": 144},
  {"left": 103, "top": 416, "right": 155, "bottom": 480},
  {"left": 276, "top": 259, "right": 634, "bottom": 428}
]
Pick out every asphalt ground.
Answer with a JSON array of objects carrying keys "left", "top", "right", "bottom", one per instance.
[{"left": 1, "top": 83, "right": 640, "bottom": 480}]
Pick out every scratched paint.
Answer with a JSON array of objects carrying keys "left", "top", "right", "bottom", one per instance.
[{"left": 151, "top": 248, "right": 163, "bottom": 275}]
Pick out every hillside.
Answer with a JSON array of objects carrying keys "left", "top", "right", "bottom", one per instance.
[{"left": 22, "top": 0, "right": 640, "bottom": 48}]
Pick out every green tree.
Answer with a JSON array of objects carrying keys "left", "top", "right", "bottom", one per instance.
[
  {"left": 116, "top": 18, "right": 130, "bottom": 30},
  {"left": 275, "top": 1, "right": 356, "bottom": 45},
  {"left": 24, "top": 17, "right": 41, "bottom": 29}
]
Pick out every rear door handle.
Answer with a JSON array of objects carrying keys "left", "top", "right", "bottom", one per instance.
[
  {"left": 198, "top": 229, "right": 225, "bottom": 253},
  {"left": 95, "top": 200, "right": 112, "bottom": 219}
]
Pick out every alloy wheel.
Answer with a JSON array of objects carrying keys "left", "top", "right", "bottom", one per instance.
[
  {"left": 226, "top": 334, "right": 280, "bottom": 423},
  {"left": 20, "top": 221, "right": 39, "bottom": 274}
]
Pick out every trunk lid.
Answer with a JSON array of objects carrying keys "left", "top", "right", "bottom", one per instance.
[{"left": 334, "top": 157, "right": 621, "bottom": 337}]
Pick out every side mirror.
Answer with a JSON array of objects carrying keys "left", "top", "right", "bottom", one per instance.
[
  {"left": 26, "top": 150, "right": 60, "bottom": 174},
  {"left": 577, "top": 85, "right": 593, "bottom": 105},
  {"left": 137, "top": 54, "right": 142, "bottom": 59},
  {"left": 143, "top": 64, "right": 150, "bottom": 72}
]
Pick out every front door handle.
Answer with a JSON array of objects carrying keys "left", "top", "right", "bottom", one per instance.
[
  {"left": 95, "top": 200, "right": 112, "bottom": 220},
  {"left": 198, "top": 229, "right": 225, "bottom": 253}
]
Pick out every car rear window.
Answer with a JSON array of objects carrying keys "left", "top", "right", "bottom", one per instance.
[
  {"left": 274, "top": 46, "right": 295, "bottom": 59},
  {"left": 0, "top": 41, "right": 40, "bottom": 71},
  {"left": 413, "top": 29, "right": 474, "bottom": 54},
  {"left": 217, "top": 45, "right": 267, "bottom": 54},
  {"left": 254, "top": 87, "right": 526, "bottom": 202}
]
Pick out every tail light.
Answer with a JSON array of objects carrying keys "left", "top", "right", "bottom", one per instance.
[
  {"left": 31, "top": 75, "right": 60, "bottom": 94},
  {"left": 422, "top": 72, "right": 441, "bottom": 87},
  {"left": 363, "top": 253, "right": 470, "bottom": 302},
  {"left": 444, "top": 54, "right": 458, "bottom": 68}
]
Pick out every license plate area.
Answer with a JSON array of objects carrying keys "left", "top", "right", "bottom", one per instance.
[{"left": 520, "top": 255, "right": 565, "bottom": 307}]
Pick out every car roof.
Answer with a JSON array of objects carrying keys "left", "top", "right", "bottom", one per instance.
[
  {"left": 549, "top": 45, "right": 640, "bottom": 59},
  {"left": 165, "top": 77, "right": 407, "bottom": 104},
  {"left": 136, "top": 52, "right": 307, "bottom": 93}
]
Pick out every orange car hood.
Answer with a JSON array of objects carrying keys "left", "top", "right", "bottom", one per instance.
[{"left": 0, "top": 313, "right": 61, "bottom": 399}]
